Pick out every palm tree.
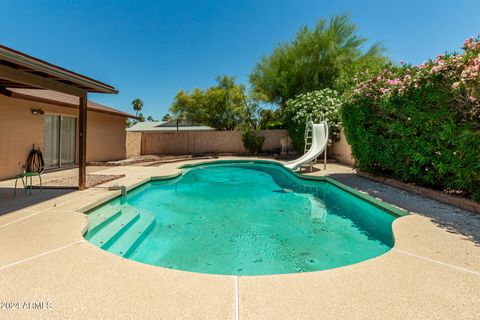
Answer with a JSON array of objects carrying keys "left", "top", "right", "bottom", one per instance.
[{"left": 132, "top": 98, "right": 144, "bottom": 117}]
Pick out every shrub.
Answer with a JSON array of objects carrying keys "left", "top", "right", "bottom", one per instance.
[
  {"left": 342, "top": 37, "right": 480, "bottom": 200},
  {"left": 242, "top": 130, "right": 265, "bottom": 153},
  {"left": 284, "top": 88, "right": 343, "bottom": 151}
]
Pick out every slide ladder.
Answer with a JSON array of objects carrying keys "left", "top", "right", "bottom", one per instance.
[{"left": 302, "top": 116, "right": 316, "bottom": 172}]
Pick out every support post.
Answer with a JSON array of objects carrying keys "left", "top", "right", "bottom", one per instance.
[
  {"left": 78, "top": 92, "right": 87, "bottom": 190},
  {"left": 324, "top": 147, "right": 327, "bottom": 170}
]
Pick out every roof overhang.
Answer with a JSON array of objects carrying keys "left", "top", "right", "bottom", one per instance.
[
  {"left": 0, "top": 45, "right": 118, "bottom": 94},
  {"left": 0, "top": 88, "right": 138, "bottom": 120}
]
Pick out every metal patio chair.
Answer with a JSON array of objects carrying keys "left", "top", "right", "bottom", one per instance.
[{"left": 14, "top": 146, "right": 44, "bottom": 196}]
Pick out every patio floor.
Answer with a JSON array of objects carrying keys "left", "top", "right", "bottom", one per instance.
[
  {"left": 0, "top": 157, "right": 479, "bottom": 319},
  {"left": 0, "top": 166, "right": 112, "bottom": 215}
]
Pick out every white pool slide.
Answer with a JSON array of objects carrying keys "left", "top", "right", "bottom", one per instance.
[{"left": 284, "top": 120, "right": 328, "bottom": 170}]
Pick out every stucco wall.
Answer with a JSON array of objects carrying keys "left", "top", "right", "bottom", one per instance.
[
  {"left": 137, "top": 129, "right": 290, "bottom": 155},
  {"left": 127, "top": 128, "right": 354, "bottom": 165},
  {"left": 126, "top": 131, "right": 142, "bottom": 158},
  {"left": 0, "top": 94, "right": 127, "bottom": 180},
  {"left": 329, "top": 130, "right": 354, "bottom": 165},
  {"left": 87, "top": 112, "right": 126, "bottom": 162}
]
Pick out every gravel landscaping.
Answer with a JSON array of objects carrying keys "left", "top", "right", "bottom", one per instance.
[{"left": 40, "top": 174, "right": 125, "bottom": 188}]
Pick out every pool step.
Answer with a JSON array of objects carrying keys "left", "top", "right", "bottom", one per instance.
[
  {"left": 87, "top": 205, "right": 122, "bottom": 233},
  {"left": 294, "top": 193, "right": 328, "bottom": 222},
  {"left": 308, "top": 196, "right": 327, "bottom": 222},
  {"left": 108, "top": 211, "right": 156, "bottom": 257},
  {"left": 87, "top": 206, "right": 141, "bottom": 249}
]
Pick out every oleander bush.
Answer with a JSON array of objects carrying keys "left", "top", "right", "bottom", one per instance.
[
  {"left": 284, "top": 88, "right": 343, "bottom": 151},
  {"left": 342, "top": 37, "right": 480, "bottom": 200}
]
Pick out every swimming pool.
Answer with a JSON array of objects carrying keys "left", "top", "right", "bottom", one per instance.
[{"left": 84, "top": 161, "right": 404, "bottom": 275}]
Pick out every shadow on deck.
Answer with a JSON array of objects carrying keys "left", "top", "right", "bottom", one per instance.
[
  {"left": 326, "top": 171, "right": 480, "bottom": 247},
  {"left": 0, "top": 188, "right": 74, "bottom": 216}
]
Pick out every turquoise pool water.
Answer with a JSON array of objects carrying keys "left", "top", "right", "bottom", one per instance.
[{"left": 85, "top": 162, "right": 397, "bottom": 275}]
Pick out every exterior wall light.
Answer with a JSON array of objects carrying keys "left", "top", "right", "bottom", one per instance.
[{"left": 31, "top": 109, "right": 45, "bottom": 115}]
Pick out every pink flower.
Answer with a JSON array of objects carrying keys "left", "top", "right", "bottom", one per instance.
[
  {"left": 464, "top": 37, "right": 474, "bottom": 47},
  {"left": 400, "top": 60, "right": 404, "bottom": 65}
]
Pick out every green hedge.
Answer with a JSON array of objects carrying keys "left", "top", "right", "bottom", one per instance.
[{"left": 342, "top": 37, "right": 480, "bottom": 201}]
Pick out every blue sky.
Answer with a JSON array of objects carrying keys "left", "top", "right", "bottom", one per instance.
[{"left": 1, "top": 0, "right": 479, "bottom": 118}]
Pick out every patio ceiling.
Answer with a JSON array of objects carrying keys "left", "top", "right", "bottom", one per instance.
[{"left": 0, "top": 44, "right": 118, "bottom": 190}]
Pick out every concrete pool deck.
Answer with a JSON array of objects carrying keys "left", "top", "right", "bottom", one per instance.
[{"left": 0, "top": 157, "right": 479, "bottom": 319}]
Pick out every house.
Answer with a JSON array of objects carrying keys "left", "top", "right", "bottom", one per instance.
[
  {"left": 0, "top": 45, "right": 137, "bottom": 184},
  {"left": 127, "top": 119, "right": 214, "bottom": 132}
]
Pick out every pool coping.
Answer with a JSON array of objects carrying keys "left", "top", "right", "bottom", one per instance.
[{"left": 81, "top": 159, "right": 405, "bottom": 276}]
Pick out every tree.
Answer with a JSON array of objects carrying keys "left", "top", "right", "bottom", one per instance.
[
  {"left": 249, "top": 13, "right": 388, "bottom": 107},
  {"left": 147, "top": 115, "right": 156, "bottom": 122},
  {"left": 162, "top": 113, "right": 173, "bottom": 121},
  {"left": 137, "top": 112, "right": 145, "bottom": 122},
  {"left": 131, "top": 98, "right": 144, "bottom": 117},
  {"left": 170, "top": 88, "right": 205, "bottom": 124},
  {"left": 258, "top": 108, "right": 284, "bottom": 130},
  {"left": 170, "top": 76, "right": 247, "bottom": 130},
  {"left": 240, "top": 98, "right": 260, "bottom": 131}
]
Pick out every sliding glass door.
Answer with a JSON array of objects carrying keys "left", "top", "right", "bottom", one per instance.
[
  {"left": 44, "top": 115, "right": 60, "bottom": 168},
  {"left": 60, "top": 116, "right": 77, "bottom": 165},
  {"left": 44, "top": 115, "right": 77, "bottom": 168}
]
